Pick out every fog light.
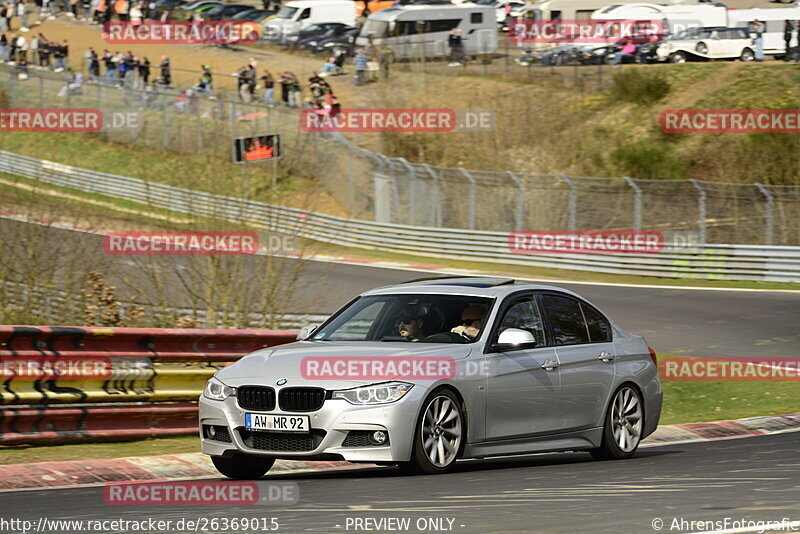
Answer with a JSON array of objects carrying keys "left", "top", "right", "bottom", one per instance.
[
  {"left": 207, "top": 425, "right": 216, "bottom": 438},
  {"left": 370, "top": 431, "right": 387, "bottom": 445}
]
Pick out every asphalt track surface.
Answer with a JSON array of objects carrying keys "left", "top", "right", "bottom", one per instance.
[{"left": 0, "top": 431, "right": 798, "bottom": 534}]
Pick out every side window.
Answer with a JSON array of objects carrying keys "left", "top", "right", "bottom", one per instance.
[
  {"left": 392, "top": 20, "right": 417, "bottom": 36},
  {"left": 470, "top": 12, "right": 482, "bottom": 24},
  {"left": 540, "top": 294, "right": 589, "bottom": 346},
  {"left": 575, "top": 9, "right": 593, "bottom": 20},
  {"left": 298, "top": 7, "right": 310, "bottom": 20},
  {"left": 550, "top": 10, "right": 561, "bottom": 20},
  {"left": 497, "top": 298, "right": 545, "bottom": 346},
  {"left": 581, "top": 303, "right": 611, "bottom": 343},
  {"left": 423, "top": 19, "right": 460, "bottom": 33}
]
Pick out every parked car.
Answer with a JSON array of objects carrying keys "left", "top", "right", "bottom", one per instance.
[
  {"left": 200, "top": 277, "right": 662, "bottom": 477},
  {"left": 297, "top": 24, "right": 359, "bottom": 53},
  {"left": 656, "top": 27, "right": 755, "bottom": 63},
  {"left": 313, "top": 27, "right": 360, "bottom": 55},
  {"left": 231, "top": 8, "right": 275, "bottom": 22},
  {"left": 180, "top": 0, "right": 221, "bottom": 10},
  {"left": 201, "top": 3, "right": 256, "bottom": 20}
]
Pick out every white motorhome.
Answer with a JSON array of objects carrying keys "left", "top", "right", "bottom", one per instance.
[
  {"left": 263, "top": 0, "right": 357, "bottom": 42},
  {"left": 356, "top": 4, "right": 498, "bottom": 58},
  {"left": 591, "top": 3, "right": 728, "bottom": 34}
]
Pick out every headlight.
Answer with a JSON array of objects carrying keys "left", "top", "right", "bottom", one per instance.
[
  {"left": 308, "top": 40, "right": 318, "bottom": 46},
  {"left": 332, "top": 382, "right": 413, "bottom": 405},
  {"left": 203, "top": 377, "right": 235, "bottom": 401}
]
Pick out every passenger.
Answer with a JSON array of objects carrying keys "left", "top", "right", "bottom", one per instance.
[
  {"left": 451, "top": 304, "right": 487, "bottom": 341},
  {"left": 397, "top": 315, "right": 424, "bottom": 342}
]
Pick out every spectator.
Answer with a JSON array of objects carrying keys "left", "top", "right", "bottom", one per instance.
[
  {"left": 0, "top": 4, "right": 9, "bottom": 34},
  {"left": 749, "top": 19, "right": 765, "bottom": 62},
  {"left": 86, "top": 46, "right": 99, "bottom": 79},
  {"left": 29, "top": 32, "right": 38, "bottom": 65},
  {"left": 198, "top": 64, "right": 212, "bottom": 91},
  {"left": 448, "top": 28, "right": 464, "bottom": 66},
  {"left": 0, "top": 33, "right": 8, "bottom": 62},
  {"left": 123, "top": 51, "right": 136, "bottom": 86},
  {"left": 130, "top": 1, "right": 142, "bottom": 25},
  {"left": 16, "top": 33, "right": 27, "bottom": 63},
  {"left": 353, "top": 47, "right": 368, "bottom": 85},
  {"left": 260, "top": 69, "right": 275, "bottom": 106},
  {"left": 103, "top": 49, "right": 116, "bottom": 82},
  {"left": 784, "top": 20, "right": 793, "bottom": 61},
  {"left": 114, "top": 0, "right": 128, "bottom": 21},
  {"left": 138, "top": 55, "right": 149, "bottom": 84},
  {"left": 796, "top": 21, "right": 800, "bottom": 62},
  {"left": 319, "top": 54, "right": 340, "bottom": 76},
  {"left": 81, "top": 0, "right": 91, "bottom": 20},
  {"left": 637, "top": 34, "right": 660, "bottom": 64},
  {"left": 278, "top": 71, "right": 292, "bottom": 106},
  {"left": 613, "top": 39, "right": 636, "bottom": 65},
  {"left": 157, "top": 54, "right": 170, "bottom": 85},
  {"left": 20, "top": 0, "right": 30, "bottom": 31},
  {"left": 53, "top": 39, "right": 67, "bottom": 71},
  {"left": 9, "top": 32, "right": 18, "bottom": 63},
  {"left": 38, "top": 34, "right": 50, "bottom": 66}
]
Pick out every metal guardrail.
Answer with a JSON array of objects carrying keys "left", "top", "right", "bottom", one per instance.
[
  {"left": 0, "top": 325, "right": 298, "bottom": 444},
  {"left": 1, "top": 150, "right": 799, "bottom": 283}
]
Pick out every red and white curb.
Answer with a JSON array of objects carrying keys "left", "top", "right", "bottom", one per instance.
[{"left": 1, "top": 413, "right": 798, "bottom": 493}]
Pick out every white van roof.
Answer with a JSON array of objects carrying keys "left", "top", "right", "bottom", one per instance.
[{"left": 282, "top": 0, "right": 353, "bottom": 8}]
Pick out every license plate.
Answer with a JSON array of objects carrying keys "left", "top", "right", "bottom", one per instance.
[{"left": 245, "top": 413, "right": 310, "bottom": 433}]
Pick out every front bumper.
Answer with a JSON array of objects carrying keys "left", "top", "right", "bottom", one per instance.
[{"left": 199, "top": 385, "right": 428, "bottom": 463}]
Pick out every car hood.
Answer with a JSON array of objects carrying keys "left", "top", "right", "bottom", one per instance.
[{"left": 215, "top": 340, "right": 474, "bottom": 389}]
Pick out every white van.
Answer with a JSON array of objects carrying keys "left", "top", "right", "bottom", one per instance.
[
  {"left": 728, "top": 7, "right": 800, "bottom": 56},
  {"left": 263, "top": 0, "right": 357, "bottom": 43},
  {"left": 356, "top": 4, "right": 498, "bottom": 58}
]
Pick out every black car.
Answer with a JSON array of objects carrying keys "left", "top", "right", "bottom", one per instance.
[
  {"left": 230, "top": 8, "right": 275, "bottom": 22},
  {"left": 297, "top": 25, "right": 358, "bottom": 53},
  {"left": 312, "top": 27, "right": 360, "bottom": 55},
  {"left": 202, "top": 4, "right": 254, "bottom": 20}
]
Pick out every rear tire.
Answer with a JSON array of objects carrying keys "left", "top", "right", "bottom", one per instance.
[
  {"left": 740, "top": 48, "right": 755, "bottom": 62},
  {"left": 212, "top": 455, "right": 275, "bottom": 479},
  {"left": 398, "top": 388, "right": 464, "bottom": 475},
  {"left": 590, "top": 384, "right": 643, "bottom": 461}
]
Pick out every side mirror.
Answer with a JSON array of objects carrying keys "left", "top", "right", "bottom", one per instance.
[
  {"left": 495, "top": 328, "right": 536, "bottom": 348},
  {"left": 297, "top": 323, "right": 320, "bottom": 341}
]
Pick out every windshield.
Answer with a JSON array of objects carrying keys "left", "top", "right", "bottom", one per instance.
[
  {"left": 361, "top": 19, "right": 389, "bottom": 37},
  {"left": 276, "top": 6, "right": 298, "bottom": 19},
  {"left": 312, "top": 294, "right": 494, "bottom": 343}
]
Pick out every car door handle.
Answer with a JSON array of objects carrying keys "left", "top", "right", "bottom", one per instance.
[
  {"left": 598, "top": 352, "right": 615, "bottom": 362},
  {"left": 541, "top": 359, "right": 559, "bottom": 371}
]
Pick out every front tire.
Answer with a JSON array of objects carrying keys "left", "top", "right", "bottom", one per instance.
[
  {"left": 212, "top": 454, "right": 275, "bottom": 479},
  {"left": 669, "top": 51, "right": 687, "bottom": 63},
  {"left": 740, "top": 48, "right": 755, "bottom": 62},
  {"left": 590, "top": 384, "right": 643, "bottom": 460},
  {"left": 399, "top": 389, "right": 464, "bottom": 475}
]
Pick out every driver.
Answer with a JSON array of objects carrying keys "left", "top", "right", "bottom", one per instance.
[
  {"left": 397, "top": 314, "right": 424, "bottom": 342},
  {"left": 451, "top": 304, "right": 487, "bottom": 341}
]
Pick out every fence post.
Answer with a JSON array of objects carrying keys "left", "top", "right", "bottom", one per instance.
[
  {"left": 506, "top": 171, "right": 524, "bottom": 232},
  {"left": 38, "top": 75, "right": 44, "bottom": 108},
  {"left": 195, "top": 99, "right": 202, "bottom": 153},
  {"left": 162, "top": 98, "right": 170, "bottom": 150},
  {"left": 348, "top": 135, "right": 355, "bottom": 219},
  {"left": 623, "top": 176, "right": 642, "bottom": 231},
  {"left": 756, "top": 183, "right": 774, "bottom": 246},
  {"left": 422, "top": 163, "right": 440, "bottom": 227},
  {"left": 460, "top": 168, "right": 476, "bottom": 230},
  {"left": 560, "top": 174, "right": 577, "bottom": 231},
  {"left": 690, "top": 179, "right": 707, "bottom": 246},
  {"left": 398, "top": 157, "right": 415, "bottom": 225}
]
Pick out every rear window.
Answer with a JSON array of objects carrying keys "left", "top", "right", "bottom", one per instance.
[
  {"left": 541, "top": 294, "right": 589, "bottom": 346},
  {"left": 581, "top": 304, "right": 611, "bottom": 343},
  {"left": 471, "top": 12, "right": 482, "bottom": 24}
]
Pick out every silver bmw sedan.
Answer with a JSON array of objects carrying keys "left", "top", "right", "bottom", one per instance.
[{"left": 199, "top": 276, "right": 662, "bottom": 477}]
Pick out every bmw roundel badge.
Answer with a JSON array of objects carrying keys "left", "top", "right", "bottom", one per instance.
[{"left": 276, "top": 378, "right": 287, "bottom": 386}]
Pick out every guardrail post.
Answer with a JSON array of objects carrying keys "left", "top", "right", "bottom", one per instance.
[
  {"left": 560, "top": 174, "right": 577, "bottom": 231},
  {"left": 423, "top": 164, "right": 440, "bottom": 227},
  {"left": 756, "top": 183, "right": 774, "bottom": 246},
  {"left": 506, "top": 171, "right": 524, "bottom": 232},
  {"left": 690, "top": 179, "right": 707, "bottom": 246},
  {"left": 623, "top": 176, "right": 642, "bottom": 231},
  {"left": 38, "top": 75, "right": 44, "bottom": 108},
  {"left": 460, "top": 168, "right": 476, "bottom": 230},
  {"left": 162, "top": 97, "right": 169, "bottom": 150}
]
